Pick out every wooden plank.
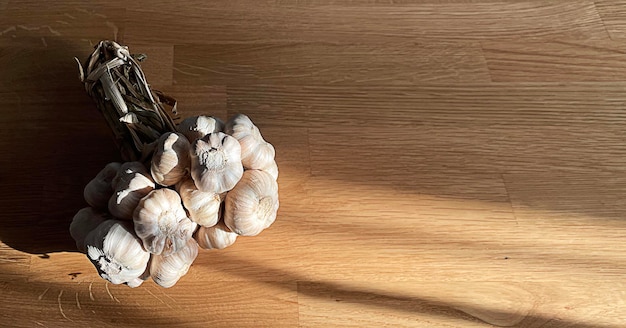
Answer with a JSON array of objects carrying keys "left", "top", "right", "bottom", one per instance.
[
  {"left": 2, "top": 1, "right": 125, "bottom": 44},
  {"left": 154, "top": 85, "right": 228, "bottom": 120},
  {"left": 0, "top": 267, "right": 298, "bottom": 327},
  {"left": 298, "top": 281, "right": 626, "bottom": 327},
  {"left": 483, "top": 40, "right": 626, "bottom": 82},
  {"left": 3, "top": 1, "right": 626, "bottom": 327},
  {"left": 131, "top": 44, "right": 174, "bottom": 86},
  {"left": 125, "top": 2, "right": 608, "bottom": 44},
  {"left": 227, "top": 84, "right": 626, "bottom": 174},
  {"left": 173, "top": 42, "right": 491, "bottom": 85}
]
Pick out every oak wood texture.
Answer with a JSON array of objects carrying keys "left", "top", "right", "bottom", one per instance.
[{"left": 1, "top": 1, "right": 626, "bottom": 327}]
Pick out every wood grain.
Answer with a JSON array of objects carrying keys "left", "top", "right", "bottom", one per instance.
[
  {"left": 124, "top": 1, "right": 608, "bottom": 44},
  {"left": 173, "top": 42, "right": 491, "bottom": 85},
  {"left": 482, "top": 40, "right": 626, "bottom": 82},
  {"left": 2, "top": 0, "right": 626, "bottom": 327}
]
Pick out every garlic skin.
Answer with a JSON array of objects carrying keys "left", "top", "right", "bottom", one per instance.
[
  {"left": 108, "top": 162, "right": 155, "bottom": 220},
  {"left": 190, "top": 132, "right": 244, "bottom": 194},
  {"left": 195, "top": 221, "right": 238, "bottom": 250},
  {"left": 84, "top": 162, "right": 121, "bottom": 209},
  {"left": 84, "top": 220, "right": 150, "bottom": 286},
  {"left": 150, "top": 238, "right": 199, "bottom": 288},
  {"left": 224, "top": 170, "right": 279, "bottom": 236},
  {"left": 176, "top": 178, "right": 221, "bottom": 227},
  {"left": 151, "top": 132, "right": 191, "bottom": 187},
  {"left": 177, "top": 115, "right": 224, "bottom": 142},
  {"left": 133, "top": 188, "right": 197, "bottom": 256},
  {"left": 225, "top": 114, "right": 275, "bottom": 171},
  {"left": 69, "top": 207, "right": 109, "bottom": 253}
]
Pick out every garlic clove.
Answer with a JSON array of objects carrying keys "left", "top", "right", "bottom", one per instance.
[
  {"left": 133, "top": 188, "right": 197, "bottom": 256},
  {"left": 225, "top": 114, "right": 275, "bottom": 171},
  {"left": 190, "top": 132, "right": 243, "bottom": 194},
  {"left": 83, "top": 219, "right": 151, "bottom": 286},
  {"left": 151, "top": 132, "right": 191, "bottom": 187},
  {"left": 84, "top": 162, "right": 121, "bottom": 209},
  {"left": 150, "top": 238, "right": 198, "bottom": 288},
  {"left": 224, "top": 169, "right": 279, "bottom": 236},
  {"left": 69, "top": 207, "right": 109, "bottom": 253},
  {"left": 177, "top": 115, "right": 224, "bottom": 143},
  {"left": 108, "top": 162, "right": 155, "bottom": 220},
  {"left": 176, "top": 178, "right": 221, "bottom": 227},
  {"left": 195, "top": 221, "right": 238, "bottom": 250}
]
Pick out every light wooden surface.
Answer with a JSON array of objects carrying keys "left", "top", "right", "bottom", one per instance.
[{"left": 1, "top": 1, "right": 626, "bottom": 327}]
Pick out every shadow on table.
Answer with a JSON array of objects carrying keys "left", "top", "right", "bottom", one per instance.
[{"left": 0, "top": 36, "right": 120, "bottom": 255}]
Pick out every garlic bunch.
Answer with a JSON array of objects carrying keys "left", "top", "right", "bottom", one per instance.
[{"left": 72, "top": 113, "right": 279, "bottom": 288}]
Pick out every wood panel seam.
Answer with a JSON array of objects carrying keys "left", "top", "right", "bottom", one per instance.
[
  {"left": 501, "top": 173, "right": 519, "bottom": 226},
  {"left": 479, "top": 42, "right": 494, "bottom": 83},
  {"left": 592, "top": 0, "right": 615, "bottom": 41}
]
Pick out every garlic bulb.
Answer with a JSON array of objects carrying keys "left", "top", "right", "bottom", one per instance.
[
  {"left": 177, "top": 115, "right": 224, "bottom": 142},
  {"left": 108, "top": 162, "right": 155, "bottom": 220},
  {"left": 190, "top": 132, "right": 243, "bottom": 194},
  {"left": 150, "top": 238, "right": 198, "bottom": 288},
  {"left": 111, "top": 161, "right": 146, "bottom": 187},
  {"left": 151, "top": 132, "right": 191, "bottom": 186},
  {"left": 69, "top": 207, "right": 109, "bottom": 253},
  {"left": 224, "top": 170, "right": 279, "bottom": 236},
  {"left": 133, "top": 188, "right": 197, "bottom": 256},
  {"left": 126, "top": 269, "right": 150, "bottom": 288},
  {"left": 176, "top": 178, "right": 221, "bottom": 227},
  {"left": 84, "top": 162, "right": 121, "bottom": 209},
  {"left": 225, "top": 114, "right": 275, "bottom": 171},
  {"left": 195, "top": 221, "right": 238, "bottom": 250},
  {"left": 84, "top": 220, "right": 150, "bottom": 286},
  {"left": 262, "top": 160, "right": 279, "bottom": 181}
]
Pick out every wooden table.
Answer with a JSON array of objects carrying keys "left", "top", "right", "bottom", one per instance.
[{"left": 1, "top": 1, "right": 625, "bottom": 327}]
